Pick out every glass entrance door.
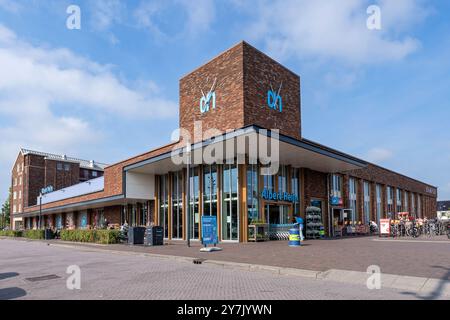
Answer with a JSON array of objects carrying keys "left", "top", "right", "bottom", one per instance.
[{"left": 265, "top": 203, "right": 290, "bottom": 225}]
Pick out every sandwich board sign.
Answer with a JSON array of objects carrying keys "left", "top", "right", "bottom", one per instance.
[{"left": 201, "top": 215, "right": 218, "bottom": 246}]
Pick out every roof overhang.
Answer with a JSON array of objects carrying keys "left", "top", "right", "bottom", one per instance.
[{"left": 125, "top": 126, "right": 367, "bottom": 175}]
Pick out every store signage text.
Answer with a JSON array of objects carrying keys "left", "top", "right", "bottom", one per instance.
[
  {"left": 41, "top": 185, "right": 54, "bottom": 195},
  {"left": 261, "top": 189, "right": 298, "bottom": 203}
]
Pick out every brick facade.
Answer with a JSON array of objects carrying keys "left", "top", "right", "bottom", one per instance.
[
  {"left": 180, "top": 41, "right": 301, "bottom": 143},
  {"left": 14, "top": 41, "right": 438, "bottom": 240}
]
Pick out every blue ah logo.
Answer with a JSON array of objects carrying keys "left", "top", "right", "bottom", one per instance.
[
  {"left": 267, "top": 82, "right": 283, "bottom": 112},
  {"left": 200, "top": 78, "right": 217, "bottom": 114}
]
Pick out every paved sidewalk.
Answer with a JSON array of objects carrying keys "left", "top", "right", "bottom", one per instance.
[
  {"left": 1, "top": 239, "right": 448, "bottom": 300},
  {"left": 4, "top": 235, "right": 448, "bottom": 280}
]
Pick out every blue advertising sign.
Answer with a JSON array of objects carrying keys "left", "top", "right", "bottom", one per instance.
[
  {"left": 201, "top": 215, "right": 218, "bottom": 246},
  {"left": 330, "top": 196, "right": 343, "bottom": 206}
]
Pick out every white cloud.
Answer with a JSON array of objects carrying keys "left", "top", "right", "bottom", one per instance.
[
  {"left": 0, "top": 24, "right": 177, "bottom": 193},
  {"left": 179, "top": 0, "right": 216, "bottom": 37},
  {"left": 241, "top": 0, "right": 430, "bottom": 65},
  {"left": 365, "top": 147, "right": 394, "bottom": 163},
  {"left": 90, "top": 0, "right": 127, "bottom": 31}
]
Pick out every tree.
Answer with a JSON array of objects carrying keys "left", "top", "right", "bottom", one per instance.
[{"left": 1, "top": 188, "right": 11, "bottom": 229}]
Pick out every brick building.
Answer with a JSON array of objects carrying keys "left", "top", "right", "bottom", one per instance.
[
  {"left": 13, "top": 42, "right": 438, "bottom": 241},
  {"left": 10, "top": 148, "right": 107, "bottom": 229}
]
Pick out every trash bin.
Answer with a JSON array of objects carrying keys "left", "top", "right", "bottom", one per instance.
[
  {"left": 145, "top": 226, "right": 164, "bottom": 246},
  {"left": 45, "top": 228, "right": 54, "bottom": 240},
  {"left": 288, "top": 227, "right": 301, "bottom": 247},
  {"left": 128, "top": 227, "right": 146, "bottom": 245}
]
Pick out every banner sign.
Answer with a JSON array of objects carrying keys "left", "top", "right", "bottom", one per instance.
[
  {"left": 201, "top": 215, "right": 218, "bottom": 246},
  {"left": 379, "top": 219, "right": 391, "bottom": 236}
]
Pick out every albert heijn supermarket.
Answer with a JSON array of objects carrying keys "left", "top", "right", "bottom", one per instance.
[{"left": 12, "top": 42, "right": 437, "bottom": 242}]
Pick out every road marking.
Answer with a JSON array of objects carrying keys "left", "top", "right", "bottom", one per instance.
[{"left": 373, "top": 238, "right": 449, "bottom": 244}]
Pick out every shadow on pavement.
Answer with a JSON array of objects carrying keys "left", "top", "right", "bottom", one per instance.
[
  {"left": 401, "top": 265, "right": 450, "bottom": 300},
  {"left": 0, "top": 287, "right": 27, "bottom": 300},
  {"left": 0, "top": 272, "right": 19, "bottom": 280}
]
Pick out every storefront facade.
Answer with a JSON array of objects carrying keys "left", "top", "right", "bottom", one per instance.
[{"left": 16, "top": 41, "right": 438, "bottom": 241}]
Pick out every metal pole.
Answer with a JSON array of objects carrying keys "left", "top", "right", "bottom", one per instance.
[
  {"left": 186, "top": 142, "right": 191, "bottom": 248},
  {"left": 39, "top": 194, "right": 42, "bottom": 230}
]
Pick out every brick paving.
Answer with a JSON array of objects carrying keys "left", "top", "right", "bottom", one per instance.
[
  {"left": 12, "top": 235, "right": 449, "bottom": 280},
  {"left": 1, "top": 238, "right": 442, "bottom": 300}
]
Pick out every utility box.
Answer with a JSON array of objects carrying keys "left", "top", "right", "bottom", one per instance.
[
  {"left": 145, "top": 226, "right": 164, "bottom": 246},
  {"left": 128, "top": 227, "right": 146, "bottom": 245}
]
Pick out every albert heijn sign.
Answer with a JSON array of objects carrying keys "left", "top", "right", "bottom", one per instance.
[{"left": 261, "top": 188, "right": 298, "bottom": 203}]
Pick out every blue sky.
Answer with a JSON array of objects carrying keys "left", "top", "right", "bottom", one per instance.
[{"left": 0, "top": 0, "right": 449, "bottom": 203}]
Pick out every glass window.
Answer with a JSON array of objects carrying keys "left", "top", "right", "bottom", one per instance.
[
  {"left": 348, "top": 178, "right": 357, "bottom": 222},
  {"left": 13, "top": 191, "right": 17, "bottom": 200},
  {"left": 222, "top": 164, "right": 239, "bottom": 241},
  {"left": 376, "top": 184, "right": 383, "bottom": 223},
  {"left": 171, "top": 172, "right": 183, "bottom": 239},
  {"left": 396, "top": 188, "right": 402, "bottom": 214},
  {"left": 278, "top": 166, "right": 287, "bottom": 194},
  {"left": 92, "top": 171, "right": 98, "bottom": 177},
  {"left": 263, "top": 165, "right": 274, "bottom": 193},
  {"left": 331, "top": 174, "right": 342, "bottom": 198},
  {"left": 57, "top": 163, "right": 63, "bottom": 171},
  {"left": 247, "top": 164, "right": 259, "bottom": 225},
  {"left": 188, "top": 167, "right": 200, "bottom": 240},
  {"left": 79, "top": 212, "right": 88, "bottom": 229},
  {"left": 159, "top": 175, "right": 169, "bottom": 238},
  {"left": 363, "top": 181, "right": 370, "bottom": 224},
  {"left": 203, "top": 165, "right": 218, "bottom": 217},
  {"left": 387, "top": 186, "right": 394, "bottom": 217},
  {"left": 404, "top": 191, "right": 409, "bottom": 213},
  {"left": 64, "top": 163, "right": 71, "bottom": 171},
  {"left": 19, "top": 176, "right": 22, "bottom": 185},
  {"left": 14, "top": 178, "right": 17, "bottom": 186},
  {"left": 292, "top": 168, "right": 301, "bottom": 216}
]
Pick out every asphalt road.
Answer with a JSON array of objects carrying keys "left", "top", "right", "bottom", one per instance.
[{"left": 0, "top": 239, "right": 446, "bottom": 300}]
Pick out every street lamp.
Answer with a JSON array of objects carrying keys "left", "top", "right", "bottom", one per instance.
[{"left": 186, "top": 141, "right": 191, "bottom": 248}]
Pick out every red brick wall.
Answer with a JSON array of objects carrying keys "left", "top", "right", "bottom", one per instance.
[
  {"left": 179, "top": 41, "right": 301, "bottom": 143},
  {"left": 180, "top": 42, "right": 245, "bottom": 142},
  {"left": 243, "top": 42, "right": 301, "bottom": 140}
]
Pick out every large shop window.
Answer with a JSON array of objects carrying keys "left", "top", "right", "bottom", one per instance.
[
  {"left": 278, "top": 166, "right": 287, "bottom": 194},
  {"left": 331, "top": 174, "right": 342, "bottom": 199},
  {"left": 171, "top": 172, "right": 183, "bottom": 239},
  {"left": 222, "top": 164, "right": 239, "bottom": 241},
  {"left": 159, "top": 175, "right": 169, "bottom": 238},
  {"left": 396, "top": 188, "right": 402, "bottom": 214},
  {"left": 363, "top": 181, "right": 371, "bottom": 223},
  {"left": 404, "top": 191, "right": 409, "bottom": 213},
  {"left": 387, "top": 186, "right": 394, "bottom": 216},
  {"left": 348, "top": 178, "right": 358, "bottom": 222},
  {"left": 203, "top": 165, "right": 218, "bottom": 216},
  {"left": 376, "top": 184, "right": 383, "bottom": 223},
  {"left": 263, "top": 166, "right": 274, "bottom": 193},
  {"left": 188, "top": 167, "right": 200, "bottom": 240},
  {"left": 292, "top": 168, "right": 301, "bottom": 216},
  {"left": 247, "top": 164, "right": 259, "bottom": 225}
]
